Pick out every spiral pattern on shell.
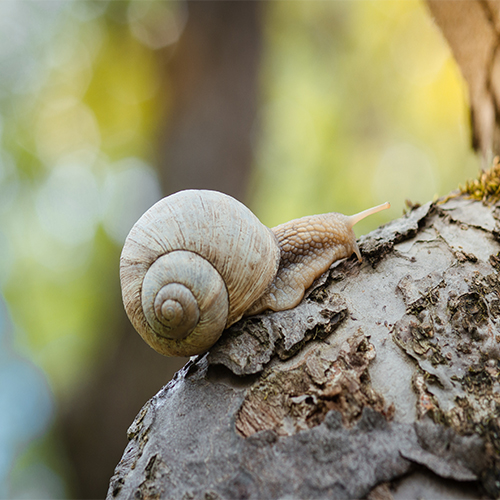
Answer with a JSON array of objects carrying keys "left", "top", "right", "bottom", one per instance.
[{"left": 120, "top": 190, "right": 281, "bottom": 357}]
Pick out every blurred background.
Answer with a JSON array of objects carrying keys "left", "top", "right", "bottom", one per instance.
[{"left": 0, "top": 0, "right": 479, "bottom": 498}]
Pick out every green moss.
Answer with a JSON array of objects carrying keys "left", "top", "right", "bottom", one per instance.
[{"left": 460, "top": 157, "right": 500, "bottom": 204}]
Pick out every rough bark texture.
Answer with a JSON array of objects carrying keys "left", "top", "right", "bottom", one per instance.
[
  {"left": 426, "top": 0, "right": 500, "bottom": 161},
  {"left": 107, "top": 196, "right": 500, "bottom": 500}
]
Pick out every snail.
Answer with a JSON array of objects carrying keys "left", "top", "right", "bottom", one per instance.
[{"left": 120, "top": 189, "right": 389, "bottom": 357}]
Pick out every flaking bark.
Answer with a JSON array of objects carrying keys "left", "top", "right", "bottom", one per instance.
[{"left": 107, "top": 196, "right": 500, "bottom": 500}]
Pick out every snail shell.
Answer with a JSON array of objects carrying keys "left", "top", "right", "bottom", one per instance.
[
  {"left": 120, "top": 189, "right": 390, "bottom": 357},
  {"left": 120, "top": 190, "right": 280, "bottom": 357}
]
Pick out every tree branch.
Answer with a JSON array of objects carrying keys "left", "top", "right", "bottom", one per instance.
[{"left": 108, "top": 195, "right": 500, "bottom": 499}]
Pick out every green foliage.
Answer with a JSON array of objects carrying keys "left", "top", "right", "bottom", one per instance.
[
  {"left": 252, "top": 0, "right": 478, "bottom": 236},
  {"left": 1, "top": 6, "right": 163, "bottom": 396}
]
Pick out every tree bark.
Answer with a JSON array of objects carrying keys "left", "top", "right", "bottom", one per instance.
[{"left": 106, "top": 195, "right": 500, "bottom": 499}]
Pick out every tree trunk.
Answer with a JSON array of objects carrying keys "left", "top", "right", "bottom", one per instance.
[
  {"left": 106, "top": 195, "right": 500, "bottom": 499},
  {"left": 159, "top": 0, "right": 262, "bottom": 201},
  {"left": 426, "top": 0, "right": 500, "bottom": 162}
]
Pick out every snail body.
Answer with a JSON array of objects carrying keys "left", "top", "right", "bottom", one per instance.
[{"left": 120, "top": 189, "right": 389, "bottom": 357}]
